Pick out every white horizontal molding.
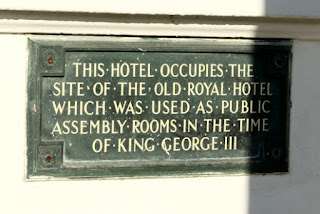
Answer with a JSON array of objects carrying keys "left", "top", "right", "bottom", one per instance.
[{"left": 0, "top": 11, "right": 320, "bottom": 40}]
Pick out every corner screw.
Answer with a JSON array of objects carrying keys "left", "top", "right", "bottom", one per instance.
[
  {"left": 272, "top": 148, "right": 281, "bottom": 159},
  {"left": 275, "top": 57, "right": 284, "bottom": 68},
  {"left": 47, "top": 56, "right": 54, "bottom": 64},
  {"left": 45, "top": 155, "right": 52, "bottom": 163}
]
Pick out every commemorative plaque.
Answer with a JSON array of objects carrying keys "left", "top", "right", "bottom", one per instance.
[{"left": 27, "top": 37, "right": 291, "bottom": 180}]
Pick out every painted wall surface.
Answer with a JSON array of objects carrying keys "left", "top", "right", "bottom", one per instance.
[
  {"left": 0, "top": 0, "right": 320, "bottom": 18},
  {"left": 0, "top": 34, "right": 319, "bottom": 214}
]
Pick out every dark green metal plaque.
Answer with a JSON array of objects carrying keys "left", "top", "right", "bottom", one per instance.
[{"left": 27, "top": 36, "right": 291, "bottom": 180}]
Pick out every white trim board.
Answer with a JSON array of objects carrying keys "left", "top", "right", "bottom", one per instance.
[{"left": 0, "top": 10, "right": 320, "bottom": 40}]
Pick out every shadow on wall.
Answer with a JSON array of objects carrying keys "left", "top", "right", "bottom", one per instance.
[
  {"left": 264, "top": 0, "right": 320, "bottom": 17},
  {"left": 249, "top": 1, "right": 320, "bottom": 213}
]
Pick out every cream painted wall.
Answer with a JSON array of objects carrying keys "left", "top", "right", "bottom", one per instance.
[
  {"left": 0, "top": 0, "right": 320, "bottom": 18},
  {"left": 0, "top": 34, "right": 320, "bottom": 214}
]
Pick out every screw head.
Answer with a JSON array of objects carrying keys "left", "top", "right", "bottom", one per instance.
[
  {"left": 47, "top": 56, "right": 54, "bottom": 64},
  {"left": 45, "top": 155, "right": 53, "bottom": 163},
  {"left": 272, "top": 148, "right": 281, "bottom": 159},
  {"left": 275, "top": 57, "right": 285, "bottom": 68}
]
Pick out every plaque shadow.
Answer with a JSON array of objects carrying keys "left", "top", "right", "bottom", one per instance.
[{"left": 248, "top": 2, "right": 295, "bottom": 213}]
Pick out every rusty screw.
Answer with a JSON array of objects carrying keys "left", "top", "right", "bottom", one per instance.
[
  {"left": 47, "top": 56, "right": 54, "bottom": 64},
  {"left": 275, "top": 57, "right": 284, "bottom": 68},
  {"left": 272, "top": 148, "right": 281, "bottom": 159},
  {"left": 45, "top": 155, "right": 52, "bottom": 163}
]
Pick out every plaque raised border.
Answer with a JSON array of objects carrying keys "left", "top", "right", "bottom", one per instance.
[{"left": 26, "top": 36, "right": 291, "bottom": 180}]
